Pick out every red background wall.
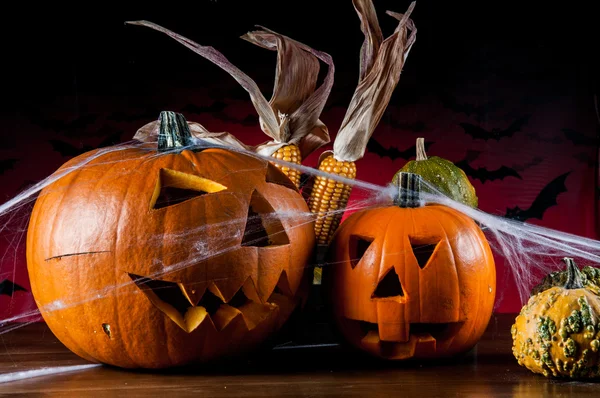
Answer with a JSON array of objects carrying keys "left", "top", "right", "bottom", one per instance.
[{"left": 0, "top": 0, "right": 598, "bottom": 321}]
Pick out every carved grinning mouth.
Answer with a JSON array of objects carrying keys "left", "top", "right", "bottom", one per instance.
[
  {"left": 129, "top": 273, "right": 292, "bottom": 333},
  {"left": 343, "top": 318, "right": 465, "bottom": 358},
  {"left": 356, "top": 320, "right": 464, "bottom": 342}
]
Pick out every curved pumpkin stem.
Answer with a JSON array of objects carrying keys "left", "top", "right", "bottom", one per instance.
[
  {"left": 393, "top": 172, "right": 422, "bottom": 208},
  {"left": 563, "top": 257, "right": 584, "bottom": 289},
  {"left": 158, "top": 111, "right": 194, "bottom": 152},
  {"left": 415, "top": 137, "right": 428, "bottom": 161}
]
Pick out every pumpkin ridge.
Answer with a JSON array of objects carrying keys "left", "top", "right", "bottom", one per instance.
[
  {"left": 437, "top": 206, "right": 478, "bottom": 351},
  {"left": 449, "top": 205, "right": 494, "bottom": 349},
  {"left": 403, "top": 207, "right": 417, "bottom": 321},
  {"left": 68, "top": 154, "right": 137, "bottom": 366},
  {"left": 430, "top": 207, "right": 461, "bottom": 324},
  {"left": 81, "top": 158, "right": 126, "bottom": 365},
  {"left": 434, "top": 157, "right": 465, "bottom": 203},
  {"left": 112, "top": 158, "right": 147, "bottom": 368},
  {"left": 66, "top": 155, "right": 127, "bottom": 364}
]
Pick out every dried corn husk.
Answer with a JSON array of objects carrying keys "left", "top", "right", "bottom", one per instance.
[
  {"left": 331, "top": 0, "right": 417, "bottom": 163},
  {"left": 126, "top": 20, "right": 333, "bottom": 161},
  {"left": 242, "top": 27, "right": 333, "bottom": 158}
]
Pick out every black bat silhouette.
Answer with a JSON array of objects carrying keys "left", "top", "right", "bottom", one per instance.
[
  {"left": 107, "top": 109, "right": 161, "bottom": 123},
  {"left": 240, "top": 114, "right": 259, "bottom": 126},
  {"left": 0, "top": 280, "right": 27, "bottom": 297},
  {"left": 29, "top": 113, "right": 98, "bottom": 133},
  {"left": 461, "top": 116, "right": 530, "bottom": 141},
  {"left": 455, "top": 150, "right": 522, "bottom": 183},
  {"left": 572, "top": 152, "right": 597, "bottom": 167},
  {"left": 562, "top": 128, "right": 599, "bottom": 146},
  {"left": 49, "top": 131, "right": 123, "bottom": 158},
  {"left": 504, "top": 172, "right": 571, "bottom": 222},
  {"left": 513, "top": 156, "right": 544, "bottom": 172},
  {"left": 0, "top": 159, "right": 18, "bottom": 176},
  {"left": 383, "top": 118, "right": 426, "bottom": 132},
  {"left": 181, "top": 101, "right": 228, "bottom": 115},
  {"left": 367, "top": 139, "right": 435, "bottom": 161},
  {"left": 524, "top": 132, "right": 563, "bottom": 145},
  {"left": 207, "top": 85, "right": 257, "bottom": 102},
  {"left": 440, "top": 94, "right": 504, "bottom": 119}
]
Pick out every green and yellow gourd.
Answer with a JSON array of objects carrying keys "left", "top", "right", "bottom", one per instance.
[
  {"left": 511, "top": 258, "right": 600, "bottom": 378},
  {"left": 531, "top": 264, "right": 600, "bottom": 295},
  {"left": 393, "top": 137, "right": 478, "bottom": 208}
]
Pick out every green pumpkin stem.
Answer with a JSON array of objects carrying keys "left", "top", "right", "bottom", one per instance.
[
  {"left": 415, "top": 137, "right": 428, "bottom": 161},
  {"left": 393, "top": 172, "right": 422, "bottom": 208},
  {"left": 563, "top": 257, "right": 584, "bottom": 289},
  {"left": 158, "top": 111, "right": 194, "bottom": 152}
]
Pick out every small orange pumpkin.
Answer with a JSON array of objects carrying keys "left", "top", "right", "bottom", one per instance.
[
  {"left": 26, "top": 112, "right": 315, "bottom": 369},
  {"left": 325, "top": 173, "right": 496, "bottom": 360}
]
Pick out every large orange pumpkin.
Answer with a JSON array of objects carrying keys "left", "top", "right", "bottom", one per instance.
[
  {"left": 26, "top": 111, "right": 315, "bottom": 369},
  {"left": 325, "top": 173, "right": 496, "bottom": 360}
]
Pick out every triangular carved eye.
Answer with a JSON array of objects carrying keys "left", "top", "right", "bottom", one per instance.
[
  {"left": 409, "top": 236, "right": 440, "bottom": 269},
  {"left": 150, "top": 168, "right": 227, "bottom": 210},
  {"left": 241, "top": 190, "right": 290, "bottom": 247},
  {"left": 349, "top": 235, "right": 374, "bottom": 268},
  {"left": 372, "top": 267, "right": 404, "bottom": 298}
]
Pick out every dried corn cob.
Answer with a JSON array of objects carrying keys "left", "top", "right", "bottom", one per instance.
[
  {"left": 307, "top": 0, "right": 416, "bottom": 250},
  {"left": 271, "top": 144, "right": 302, "bottom": 188},
  {"left": 308, "top": 155, "right": 357, "bottom": 245},
  {"left": 241, "top": 28, "right": 334, "bottom": 184}
]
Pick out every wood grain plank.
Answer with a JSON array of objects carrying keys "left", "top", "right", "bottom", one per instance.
[{"left": 0, "top": 315, "right": 599, "bottom": 396}]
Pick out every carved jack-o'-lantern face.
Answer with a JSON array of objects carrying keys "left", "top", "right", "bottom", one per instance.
[
  {"left": 326, "top": 174, "right": 496, "bottom": 360},
  {"left": 26, "top": 113, "right": 315, "bottom": 369}
]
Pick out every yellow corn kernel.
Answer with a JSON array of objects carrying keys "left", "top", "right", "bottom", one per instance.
[
  {"left": 308, "top": 154, "right": 356, "bottom": 245},
  {"left": 272, "top": 144, "right": 302, "bottom": 188}
]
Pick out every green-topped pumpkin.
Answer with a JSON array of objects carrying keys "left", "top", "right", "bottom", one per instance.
[
  {"left": 531, "top": 264, "right": 600, "bottom": 295},
  {"left": 394, "top": 137, "right": 478, "bottom": 208}
]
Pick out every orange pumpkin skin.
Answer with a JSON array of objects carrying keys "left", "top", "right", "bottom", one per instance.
[
  {"left": 326, "top": 203, "right": 496, "bottom": 360},
  {"left": 26, "top": 136, "right": 315, "bottom": 368}
]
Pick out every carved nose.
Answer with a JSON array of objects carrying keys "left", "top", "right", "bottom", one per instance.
[{"left": 372, "top": 267, "right": 403, "bottom": 299}]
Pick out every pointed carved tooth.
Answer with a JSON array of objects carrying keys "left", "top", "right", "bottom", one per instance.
[
  {"left": 207, "top": 282, "right": 226, "bottom": 302},
  {"left": 376, "top": 301, "right": 410, "bottom": 342},
  {"left": 361, "top": 330, "right": 381, "bottom": 346},
  {"left": 273, "top": 270, "right": 293, "bottom": 297},
  {"left": 236, "top": 301, "right": 278, "bottom": 330},
  {"left": 209, "top": 247, "right": 258, "bottom": 303},
  {"left": 380, "top": 336, "right": 418, "bottom": 360},
  {"left": 257, "top": 246, "right": 291, "bottom": 302},
  {"left": 211, "top": 304, "right": 243, "bottom": 331},
  {"left": 266, "top": 291, "right": 297, "bottom": 329},
  {"left": 183, "top": 306, "right": 208, "bottom": 333},
  {"left": 241, "top": 277, "right": 261, "bottom": 303},
  {"left": 378, "top": 322, "right": 410, "bottom": 342},
  {"left": 178, "top": 282, "right": 207, "bottom": 306},
  {"left": 413, "top": 334, "right": 437, "bottom": 357}
]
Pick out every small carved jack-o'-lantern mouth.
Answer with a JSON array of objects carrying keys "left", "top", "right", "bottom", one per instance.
[
  {"left": 129, "top": 271, "right": 293, "bottom": 333},
  {"left": 341, "top": 318, "right": 465, "bottom": 358}
]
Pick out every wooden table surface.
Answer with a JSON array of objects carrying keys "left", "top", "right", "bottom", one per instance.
[{"left": 0, "top": 314, "right": 599, "bottom": 397}]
